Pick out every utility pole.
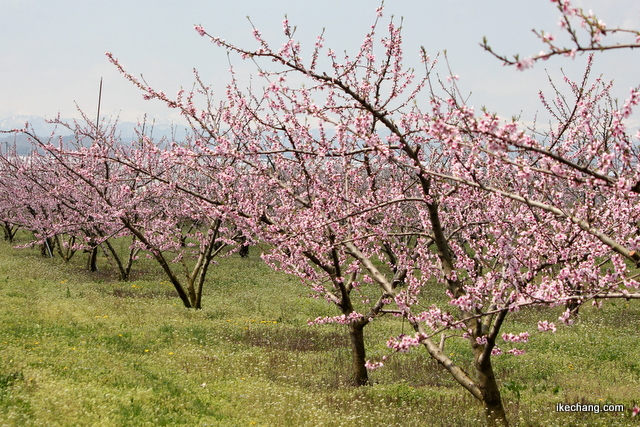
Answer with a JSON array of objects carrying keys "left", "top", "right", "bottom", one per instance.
[{"left": 96, "top": 77, "right": 103, "bottom": 129}]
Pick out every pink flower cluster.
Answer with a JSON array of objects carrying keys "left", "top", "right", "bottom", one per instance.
[
  {"left": 386, "top": 333, "right": 428, "bottom": 353},
  {"left": 308, "top": 312, "right": 365, "bottom": 326},
  {"left": 537, "top": 321, "right": 557, "bottom": 333},
  {"left": 502, "top": 332, "right": 530, "bottom": 343}
]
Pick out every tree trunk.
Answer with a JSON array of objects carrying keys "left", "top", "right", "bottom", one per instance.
[
  {"left": 2, "top": 222, "right": 18, "bottom": 243},
  {"left": 473, "top": 346, "right": 509, "bottom": 426},
  {"left": 86, "top": 246, "right": 98, "bottom": 272},
  {"left": 422, "top": 198, "right": 509, "bottom": 425},
  {"left": 348, "top": 319, "right": 369, "bottom": 386},
  {"left": 121, "top": 219, "right": 193, "bottom": 308},
  {"left": 54, "top": 234, "right": 77, "bottom": 262},
  {"left": 100, "top": 238, "right": 135, "bottom": 281},
  {"left": 40, "top": 237, "right": 55, "bottom": 257},
  {"left": 565, "top": 301, "right": 580, "bottom": 316},
  {"left": 122, "top": 247, "right": 138, "bottom": 281},
  {"left": 194, "top": 251, "right": 213, "bottom": 309}
]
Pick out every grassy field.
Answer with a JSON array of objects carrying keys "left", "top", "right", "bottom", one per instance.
[{"left": 0, "top": 234, "right": 639, "bottom": 426}]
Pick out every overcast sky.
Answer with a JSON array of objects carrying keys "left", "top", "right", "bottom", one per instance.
[{"left": 2, "top": 0, "right": 639, "bottom": 128}]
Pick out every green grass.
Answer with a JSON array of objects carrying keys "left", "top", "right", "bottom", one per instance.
[{"left": 0, "top": 234, "right": 639, "bottom": 426}]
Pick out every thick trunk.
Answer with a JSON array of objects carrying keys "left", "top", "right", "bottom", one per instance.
[
  {"left": 238, "top": 244, "right": 249, "bottom": 257},
  {"left": 348, "top": 320, "right": 369, "bottom": 386},
  {"left": 304, "top": 241, "right": 369, "bottom": 386},
  {"left": 479, "top": 374, "right": 508, "bottom": 425},
  {"left": 237, "top": 234, "right": 249, "bottom": 257},
  {"left": 411, "top": 321, "right": 508, "bottom": 425},
  {"left": 473, "top": 346, "right": 508, "bottom": 426},
  {"left": 86, "top": 246, "right": 98, "bottom": 272}
]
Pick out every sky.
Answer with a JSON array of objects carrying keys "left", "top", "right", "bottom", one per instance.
[{"left": 1, "top": 0, "right": 639, "bottom": 129}]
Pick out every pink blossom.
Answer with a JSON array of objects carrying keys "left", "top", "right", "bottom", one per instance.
[
  {"left": 365, "top": 355, "right": 387, "bottom": 370},
  {"left": 387, "top": 333, "right": 427, "bottom": 353},
  {"left": 537, "top": 321, "right": 557, "bottom": 333},
  {"left": 541, "top": 33, "right": 555, "bottom": 43},
  {"left": 502, "top": 332, "right": 530, "bottom": 343},
  {"left": 516, "top": 56, "right": 534, "bottom": 71},
  {"left": 194, "top": 25, "right": 206, "bottom": 36},
  {"left": 308, "top": 312, "right": 364, "bottom": 325},
  {"left": 365, "top": 360, "right": 384, "bottom": 370},
  {"left": 559, "top": 309, "right": 574, "bottom": 325}
]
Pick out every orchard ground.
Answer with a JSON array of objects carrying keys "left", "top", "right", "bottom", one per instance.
[{"left": 0, "top": 233, "right": 639, "bottom": 426}]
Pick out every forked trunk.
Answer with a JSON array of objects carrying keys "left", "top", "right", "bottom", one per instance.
[
  {"left": 121, "top": 219, "right": 192, "bottom": 308},
  {"left": 100, "top": 238, "right": 138, "bottom": 281},
  {"left": 2, "top": 222, "right": 18, "bottom": 243},
  {"left": 54, "top": 234, "right": 77, "bottom": 262}
]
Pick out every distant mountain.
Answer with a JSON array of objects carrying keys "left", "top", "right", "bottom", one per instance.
[
  {"left": 0, "top": 115, "right": 74, "bottom": 137},
  {"left": 0, "top": 115, "right": 192, "bottom": 155},
  {"left": 112, "top": 120, "right": 191, "bottom": 142},
  {"left": 0, "top": 133, "right": 78, "bottom": 155}
]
